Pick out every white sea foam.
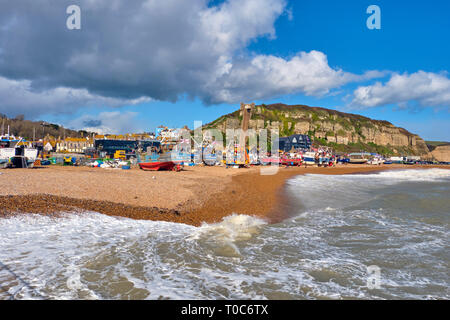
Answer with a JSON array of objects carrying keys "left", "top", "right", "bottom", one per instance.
[
  {"left": 188, "top": 214, "right": 267, "bottom": 257},
  {"left": 370, "top": 168, "right": 450, "bottom": 182},
  {"left": 191, "top": 214, "right": 267, "bottom": 242},
  {"left": 286, "top": 168, "right": 450, "bottom": 211}
]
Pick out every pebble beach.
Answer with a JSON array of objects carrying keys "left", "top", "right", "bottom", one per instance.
[{"left": 1, "top": 164, "right": 448, "bottom": 226}]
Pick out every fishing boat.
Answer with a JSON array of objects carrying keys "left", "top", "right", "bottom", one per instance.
[
  {"left": 281, "top": 157, "right": 302, "bottom": 166},
  {"left": 0, "top": 134, "right": 38, "bottom": 168},
  {"left": 348, "top": 152, "right": 370, "bottom": 164},
  {"left": 318, "top": 156, "right": 330, "bottom": 167},
  {"left": 137, "top": 151, "right": 181, "bottom": 171},
  {"left": 139, "top": 161, "right": 178, "bottom": 171},
  {"left": 368, "top": 156, "right": 384, "bottom": 165},
  {"left": 348, "top": 152, "right": 371, "bottom": 164},
  {"left": 338, "top": 157, "right": 350, "bottom": 164},
  {"left": 389, "top": 156, "right": 404, "bottom": 164},
  {"left": 0, "top": 147, "right": 15, "bottom": 168},
  {"left": 280, "top": 151, "right": 303, "bottom": 166},
  {"left": 0, "top": 158, "right": 9, "bottom": 169},
  {"left": 302, "top": 151, "right": 316, "bottom": 165}
]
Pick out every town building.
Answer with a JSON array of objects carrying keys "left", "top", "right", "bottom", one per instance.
[
  {"left": 276, "top": 134, "right": 312, "bottom": 152},
  {"left": 56, "top": 137, "right": 94, "bottom": 153}
]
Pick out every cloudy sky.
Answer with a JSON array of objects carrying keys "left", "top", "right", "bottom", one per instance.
[{"left": 0, "top": 0, "right": 449, "bottom": 140}]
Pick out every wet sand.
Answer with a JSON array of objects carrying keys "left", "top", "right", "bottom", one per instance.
[{"left": 0, "top": 164, "right": 448, "bottom": 226}]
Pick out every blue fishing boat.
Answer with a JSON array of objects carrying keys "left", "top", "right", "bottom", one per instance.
[{"left": 302, "top": 151, "right": 316, "bottom": 165}]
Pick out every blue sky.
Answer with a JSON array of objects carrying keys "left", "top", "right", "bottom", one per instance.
[{"left": 1, "top": 0, "right": 449, "bottom": 140}]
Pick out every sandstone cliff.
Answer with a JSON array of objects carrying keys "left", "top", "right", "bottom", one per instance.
[
  {"left": 430, "top": 145, "right": 450, "bottom": 162},
  {"left": 204, "top": 103, "right": 431, "bottom": 156}
]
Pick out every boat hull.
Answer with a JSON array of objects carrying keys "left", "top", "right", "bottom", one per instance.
[
  {"left": 349, "top": 159, "right": 368, "bottom": 164},
  {"left": 281, "top": 158, "right": 302, "bottom": 166},
  {"left": 0, "top": 159, "right": 8, "bottom": 169},
  {"left": 302, "top": 157, "right": 315, "bottom": 165},
  {"left": 139, "top": 161, "right": 176, "bottom": 171},
  {"left": 302, "top": 152, "right": 316, "bottom": 165}
]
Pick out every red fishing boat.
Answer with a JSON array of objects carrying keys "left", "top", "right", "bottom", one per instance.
[
  {"left": 281, "top": 157, "right": 303, "bottom": 166},
  {"left": 138, "top": 161, "right": 181, "bottom": 171}
]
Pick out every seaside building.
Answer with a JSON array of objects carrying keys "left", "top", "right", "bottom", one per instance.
[
  {"left": 276, "top": 134, "right": 312, "bottom": 152},
  {"left": 156, "top": 126, "right": 191, "bottom": 151},
  {"left": 56, "top": 137, "right": 94, "bottom": 153},
  {"left": 94, "top": 139, "right": 161, "bottom": 158},
  {"left": 94, "top": 133, "right": 155, "bottom": 141}
]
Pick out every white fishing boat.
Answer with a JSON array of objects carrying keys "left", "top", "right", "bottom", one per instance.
[
  {"left": 0, "top": 134, "right": 38, "bottom": 168},
  {"left": 0, "top": 148, "right": 15, "bottom": 168},
  {"left": 302, "top": 151, "right": 316, "bottom": 165},
  {"left": 368, "top": 156, "right": 384, "bottom": 165},
  {"left": 348, "top": 152, "right": 370, "bottom": 164},
  {"left": 389, "top": 156, "right": 404, "bottom": 164}
]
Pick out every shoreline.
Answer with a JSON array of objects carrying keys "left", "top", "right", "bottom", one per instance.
[{"left": 0, "top": 164, "right": 448, "bottom": 226}]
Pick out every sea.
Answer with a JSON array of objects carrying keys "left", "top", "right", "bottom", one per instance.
[{"left": 0, "top": 168, "right": 449, "bottom": 300}]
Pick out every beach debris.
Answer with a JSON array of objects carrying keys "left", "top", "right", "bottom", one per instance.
[{"left": 86, "top": 159, "right": 131, "bottom": 169}]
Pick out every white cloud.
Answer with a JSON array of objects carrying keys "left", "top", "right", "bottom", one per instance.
[
  {"left": 0, "top": 0, "right": 388, "bottom": 118},
  {"left": 0, "top": 76, "right": 150, "bottom": 118},
  {"left": 204, "top": 51, "right": 385, "bottom": 103},
  {"left": 66, "top": 111, "right": 145, "bottom": 134},
  {"left": 350, "top": 71, "right": 450, "bottom": 110},
  {"left": 0, "top": 0, "right": 288, "bottom": 114}
]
